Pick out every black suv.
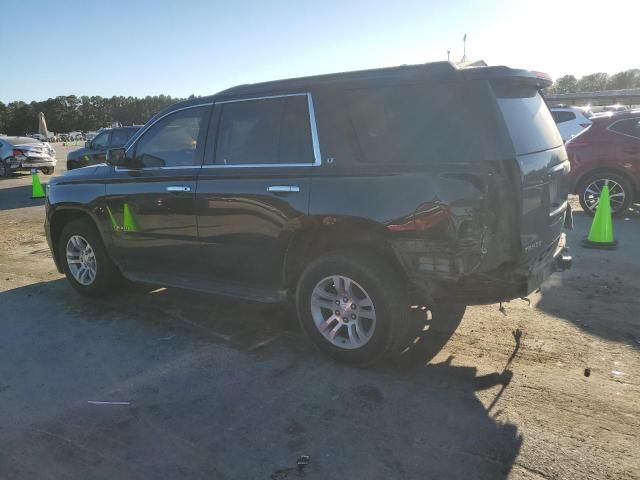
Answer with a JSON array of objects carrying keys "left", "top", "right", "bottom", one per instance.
[
  {"left": 46, "top": 62, "right": 572, "bottom": 365},
  {"left": 66, "top": 126, "right": 140, "bottom": 170}
]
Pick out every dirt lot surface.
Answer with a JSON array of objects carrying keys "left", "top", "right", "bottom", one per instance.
[{"left": 1, "top": 143, "right": 639, "bottom": 479}]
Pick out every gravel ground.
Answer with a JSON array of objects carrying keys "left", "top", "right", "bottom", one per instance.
[{"left": 0, "top": 143, "right": 638, "bottom": 479}]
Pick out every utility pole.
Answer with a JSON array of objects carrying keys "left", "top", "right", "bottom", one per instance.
[
  {"left": 461, "top": 34, "right": 467, "bottom": 63},
  {"left": 447, "top": 49, "right": 451, "bottom": 62}
]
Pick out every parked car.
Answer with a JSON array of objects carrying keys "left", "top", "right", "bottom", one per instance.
[
  {"left": 566, "top": 111, "right": 640, "bottom": 216},
  {"left": 550, "top": 106, "right": 592, "bottom": 142},
  {"left": 0, "top": 136, "right": 57, "bottom": 177},
  {"left": 45, "top": 62, "right": 572, "bottom": 365},
  {"left": 67, "top": 126, "right": 140, "bottom": 169}
]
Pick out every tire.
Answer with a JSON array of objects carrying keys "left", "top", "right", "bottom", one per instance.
[
  {"left": 41, "top": 167, "right": 54, "bottom": 175},
  {"left": 296, "top": 249, "right": 409, "bottom": 366},
  {"left": 58, "top": 218, "right": 120, "bottom": 297},
  {"left": 0, "top": 159, "right": 13, "bottom": 178},
  {"left": 578, "top": 171, "right": 633, "bottom": 217}
]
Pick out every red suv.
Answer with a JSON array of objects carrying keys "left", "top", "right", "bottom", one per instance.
[{"left": 566, "top": 111, "right": 640, "bottom": 216}]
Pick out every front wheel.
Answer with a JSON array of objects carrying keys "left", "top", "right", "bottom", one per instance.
[
  {"left": 41, "top": 166, "right": 54, "bottom": 175},
  {"left": 58, "top": 218, "right": 121, "bottom": 296},
  {"left": 296, "top": 249, "right": 409, "bottom": 366},
  {"left": 578, "top": 172, "right": 633, "bottom": 217}
]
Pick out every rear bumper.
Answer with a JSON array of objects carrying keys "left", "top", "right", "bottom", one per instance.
[
  {"left": 408, "top": 233, "right": 571, "bottom": 305},
  {"left": 19, "top": 158, "right": 56, "bottom": 169}
]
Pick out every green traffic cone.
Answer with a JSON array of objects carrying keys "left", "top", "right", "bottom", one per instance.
[
  {"left": 31, "top": 169, "right": 46, "bottom": 199},
  {"left": 106, "top": 205, "right": 120, "bottom": 231},
  {"left": 582, "top": 184, "right": 617, "bottom": 249},
  {"left": 122, "top": 203, "right": 138, "bottom": 232}
]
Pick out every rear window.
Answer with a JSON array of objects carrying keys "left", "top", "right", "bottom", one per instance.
[
  {"left": 551, "top": 110, "right": 576, "bottom": 123},
  {"left": 494, "top": 83, "right": 562, "bottom": 155},
  {"left": 346, "top": 83, "right": 478, "bottom": 164}
]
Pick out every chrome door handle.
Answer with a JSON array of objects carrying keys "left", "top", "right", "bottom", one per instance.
[
  {"left": 267, "top": 185, "right": 300, "bottom": 193},
  {"left": 166, "top": 186, "right": 191, "bottom": 192}
]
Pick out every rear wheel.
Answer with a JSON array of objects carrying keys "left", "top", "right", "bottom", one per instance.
[
  {"left": 41, "top": 167, "right": 54, "bottom": 175},
  {"left": 578, "top": 172, "right": 633, "bottom": 217},
  {"left": 58, "top": 218, "right": 121, "bottom": 296},
  {"left": 296, "top": 249, "right": 409, "bottom": 366}
]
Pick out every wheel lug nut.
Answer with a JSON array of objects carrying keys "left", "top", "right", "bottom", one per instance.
[
  {"left": 351, "top": 304, "right": 357, "bottom": 310},
  {"left": 343, "top": 297, "right": 348, "bottom": 302},
  {"left": 335, "top": 310, "right": 340, "bottom": 316},
  {"left": 335, "top": 300, "right": 340, "bottom": 305},
  {"left": 351, "top": 314, "right": 356, "bottom": 320}
]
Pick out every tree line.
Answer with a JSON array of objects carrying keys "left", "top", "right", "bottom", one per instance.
[
  {"left": 0, "top": 95, "right": 190, "bottom": 136},
  {"left": 547, "top": 69, "right": 640, "bottom": 95}
]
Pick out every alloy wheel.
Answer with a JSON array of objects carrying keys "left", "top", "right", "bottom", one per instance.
[
  {"left": 582, "top": 178, "right": 626, "bottom": 214},
  {"left": 66, "top": 235, "right": 98, "bottom": 285},
  {"left": 310, "top": 275, "right": 377, "bottom": 349}
]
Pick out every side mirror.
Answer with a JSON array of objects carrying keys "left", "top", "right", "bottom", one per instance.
[
  {"left": 85, "top": 140, "right": 91, "bottom": 149},
  {"left": 106, "top": 147, "right": 126, "bottom": 166}
]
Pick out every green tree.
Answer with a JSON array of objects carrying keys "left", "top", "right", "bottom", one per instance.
[
  {"left": 576, "top": 72, "right": 609, "bottom": 92},
  {"left": 606, "top": 69, "right": 640, "bottom": 90}
]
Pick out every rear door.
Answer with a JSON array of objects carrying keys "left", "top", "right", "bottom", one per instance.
[
  {"left": 610, "top": 117, "right": 640, "bottom": 181},
  {"left": 195, "top": 93, "right": 318, "bottom": 288},
  {"left": 493, "top": 82, "right": 569, "bottom": 262},
  {"left": 104, "top": 105, "right": 210, "bottom": 276}
]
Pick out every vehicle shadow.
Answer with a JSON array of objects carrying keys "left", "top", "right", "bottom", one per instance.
[
  {"left": 536, "top": 209, "right": 640, "bottom": 347},
  {"left": 1, "top": 279, "right": 523, "bottom": 479},
  {"left": 0, "top": 184, "right": 46, "bottom": 211}
]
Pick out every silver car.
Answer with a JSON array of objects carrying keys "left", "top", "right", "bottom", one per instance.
[{"left": 0, "top": 136, "right": 57, "bottom": 177}]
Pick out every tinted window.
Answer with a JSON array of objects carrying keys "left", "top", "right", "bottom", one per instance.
[
  {"left": 92, "top": 132, "right": 110, "bottom": 149},
  {"left": 215, "top": 95, "right": 313, "bottom": 165},
  {"left": 494, "top": 83, "right": 563, "bottom": 155},
  {"left": 610, "top": 118, "right": 640, "bottom": 139},
  {"left": 551, "top": 111, "right": 576, "bottom": 123},
  {"left": 111, "top": 129, "right": 130, "bottom": 145},
  {"left": 134, "top": 107, "right": 206, "bottom": 168},
  {"left": 346, "top": 83, "right": 478, "bottom": 164}
]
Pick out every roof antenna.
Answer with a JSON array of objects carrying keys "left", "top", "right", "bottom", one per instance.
[{"left": 460, "top": 33, "right": 468, "bottom": 63}]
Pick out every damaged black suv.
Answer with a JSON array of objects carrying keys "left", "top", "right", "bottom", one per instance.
[{"left": 45, "top": 62, "right": 572, "bottom": 365}]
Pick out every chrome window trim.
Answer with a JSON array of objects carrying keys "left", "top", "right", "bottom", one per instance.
[
  {"left": 548, "top": 160, "right": 569, "bottom": 174},
  {"left": 606, "top": 116, "right": 640, "bottom": 141},
  {"left": 115, "top": 92, "right": 323, "bottom": 172},
  {"left": 209, "top": 92, "right": 321, "bottom": 168},
  {"left": 116, "top": 103, "right": 213, "bottom": 172}
]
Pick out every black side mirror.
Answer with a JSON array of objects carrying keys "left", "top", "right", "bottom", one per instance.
[
  {"left": 106, "top": 147, "right": 126, "bottom": 166},
  {"left": 84, "top": 140, "right": 91, "bottom": 149}
]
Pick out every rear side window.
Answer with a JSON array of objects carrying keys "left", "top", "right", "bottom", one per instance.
[
  {"left": 494, "top": 83, "right": 562, "bottom": 155},
  {"left": 551, "top": 111, "right": 576, "bottom": 123},
  {"left": 346, "top": 83, "right": 477, "bottom": 164},
  {"left": 609, "top": 118, "right": 640, "bottom": 139},
  {"left": 215, "top": 95, "right": 314, "bottom": 165}
]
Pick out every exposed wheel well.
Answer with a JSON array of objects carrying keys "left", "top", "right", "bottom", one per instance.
[
  {"left": 50, "top": 210, "right": 98, "bottom": 266},
  {"left": 283, "top": 219, "right": 406, "bottom": 291}
]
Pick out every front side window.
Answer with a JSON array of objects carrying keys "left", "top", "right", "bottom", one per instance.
[
  {"left": 215, "top": 95, "right": 314, "bottom": 165},
  {"left": 133, "top": 107, "right": 206, "bottom": 168},
  {"left": 610, "top": 118, "right": 640, "bottom": 139},
  {"left": 111, "top": 129, "right": 130, "bottom": 146},
  {"left": 92, "top": 132, "right": 110, "bottom": 149}
]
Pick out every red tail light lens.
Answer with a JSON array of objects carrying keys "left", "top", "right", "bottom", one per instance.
[{"left": 12, "top": 149, "right": 25, "bottom": 157}]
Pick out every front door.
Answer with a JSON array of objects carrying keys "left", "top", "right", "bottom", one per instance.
[
  {"left": 195, "top": 93, "right": 318, "bottom": 288},
  {"left": 105, "top": 105, "right": 211, "bottom": 277}
]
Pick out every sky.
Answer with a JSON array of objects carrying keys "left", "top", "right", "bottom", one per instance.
[{"left": 1, "top": 0, "right": 637, "bottom": 103}]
